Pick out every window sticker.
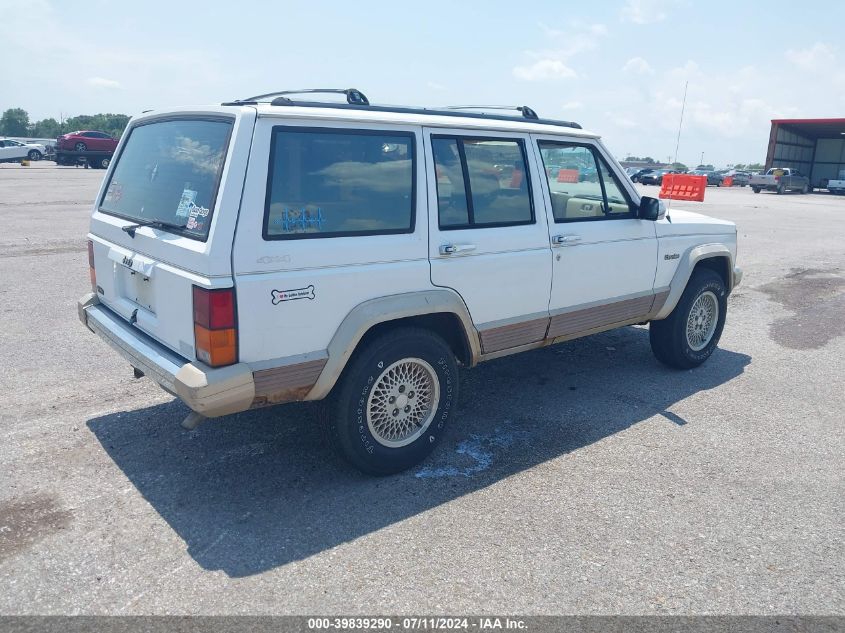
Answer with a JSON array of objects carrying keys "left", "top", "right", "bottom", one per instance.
[
  {"left": 175, "top": 188, "right": 198, "bottom": 218},
  {"left": 272, "top": 207, "right": 325, "bottom": 233},
  {"left": 185, "top": 205, "right": 209, "bottom": 230},
  {"left": 105, "top": 181, "right": 123, "bottom": 203}
]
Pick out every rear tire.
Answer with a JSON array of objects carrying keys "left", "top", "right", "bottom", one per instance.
[
  {"left": 801, "top": 184, "right": 808, "bottom": 194},
  {"left": 320, "top": 327, "right": 459, "bottom": 475},
  {"left": 650, "top": 269, "right": 727, "bottom": 369},
  {"left": 74, "top": 142, "right": 87, "bottom": 152},
  {"left": 752, "top": 187, "right": 760, "bottom": 194},
  {"left": 27, "top": 150, "right": 42, "bottom": 161}
]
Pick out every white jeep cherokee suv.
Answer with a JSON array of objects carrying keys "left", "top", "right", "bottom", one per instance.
[{"left": 78, "top": 89, "right": 742, "bottom": 475}]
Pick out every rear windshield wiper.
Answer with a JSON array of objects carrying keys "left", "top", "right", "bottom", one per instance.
[{"left": 121, "top": 218, "right": 188, "bottom": 238}]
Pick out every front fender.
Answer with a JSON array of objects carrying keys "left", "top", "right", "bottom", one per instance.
[{"left": 654, "top": 244, "right": 735, "bottom": 320}]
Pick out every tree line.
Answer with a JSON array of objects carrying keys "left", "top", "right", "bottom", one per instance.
[
  {"left": 0, "top": 108, "right": 130, "bottom": 139},
  {"left": 625, "top": 154, "right": 764, "bottom": 171}
]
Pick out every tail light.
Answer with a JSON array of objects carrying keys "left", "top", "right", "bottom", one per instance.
[
  {"left": 192, "top": 286, "right": 237, "bottom": 367},
  {"left": 87, "top": 239, "right": 97, "bottom": 292}
]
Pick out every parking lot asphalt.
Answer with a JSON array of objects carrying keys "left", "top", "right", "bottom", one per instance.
[{"left": 1, "top": 162, "right": 843, "bottom": 614}]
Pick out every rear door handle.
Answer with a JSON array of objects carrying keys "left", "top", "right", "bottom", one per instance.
[
  {"left": 440, "top": 243, "right": 477, "bottom": 255},
  {"left": 552, "top": 234, "right": 582, "bottom": 246}
]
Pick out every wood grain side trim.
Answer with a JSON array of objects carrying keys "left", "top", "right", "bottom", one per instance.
[
  {"left": 547, "top": 294, "right": 654, "bottom": 340},
  {"left": 479, "top": 317, "right": 550, "bottom": 354},
  {"left": 251, "top": 358, "right": 328, "bottom": 408},
  {"left": 650, "top": 290, "right": 670, "bottom": 317}
]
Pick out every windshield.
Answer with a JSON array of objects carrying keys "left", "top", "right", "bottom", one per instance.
[{"left": 99, "top": 117, "right": 233, "bottom": 240}]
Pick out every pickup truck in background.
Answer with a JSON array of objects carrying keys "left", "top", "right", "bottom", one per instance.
[{"left": 750, "top": 168, "right": 810, "bottom": 194}]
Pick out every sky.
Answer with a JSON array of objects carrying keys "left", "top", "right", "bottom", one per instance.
[{"left": 2, "top": 0, "right": 844, "bottom": 167}]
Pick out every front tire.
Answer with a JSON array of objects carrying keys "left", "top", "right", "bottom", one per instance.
[
  {"left": 650, "top": 269, "right": 727, "bottom": 369},
  {"left": 321, "top": 327, "right": 459, "bottom": 475},
  {"left": 74, "top": 142, "right": 87, "bottom": 152},
  {"left": 752, "top": 187, "right": 760, "bottom": 193}
]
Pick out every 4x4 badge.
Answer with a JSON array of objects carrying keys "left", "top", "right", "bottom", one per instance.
[{"left": 271, "top": 285, "right": 315, "bottom": 305}]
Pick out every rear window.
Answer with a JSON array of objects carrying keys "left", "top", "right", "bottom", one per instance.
[
  {"left": 264, "top": 127, "right": 415, "bottom": 240},
  {"left": 99, "top": 118, "right": 233, "bottom": 240}
]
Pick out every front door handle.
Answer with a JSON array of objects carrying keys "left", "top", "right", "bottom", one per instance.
[
  {"left": 440, "top": 243, "right": 477, "bottom": 255},
  {"left": 552, "top": 234, "right": 582, "bottom": 246}
]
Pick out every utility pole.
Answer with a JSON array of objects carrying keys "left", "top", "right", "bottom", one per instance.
[
  {"left": 700, "top": 151, "right": 704, "bottom": 167},
  {"left": 673, "top": 81, "right": 688, "bottom": 166}
]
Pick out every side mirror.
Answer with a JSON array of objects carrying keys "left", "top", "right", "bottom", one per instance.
[{"left": 638, "top": 196, "right": 664, "bottom": 221}]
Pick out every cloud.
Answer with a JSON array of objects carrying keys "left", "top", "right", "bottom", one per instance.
[
  {"left": 513, "top": 59, "right": 577, "bottom": 81},
  {"left": 606, "top": 112, "right": 638, "bottom": 129},
  {"left": 623, "top": 57, "right": 654, "bottom": 74},
  {"left": 645, "top": 60, "right": 797, "bottom": 141},
  {"left": 785, "top": 43, "right": 837, "bottom": 71},
  {"left": 620, "top": 0, "right": 676, "bottom": 24},
  {"left": 86, "top": 77, "right": 122, "bottom": 89},
  {"left": 513, "top": 22, "right": 607, "bottom": 82}
]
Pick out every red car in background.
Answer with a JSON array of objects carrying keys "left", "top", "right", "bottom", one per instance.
[{"left": 56, "top": 130, "right": 118, "bottom": 152}]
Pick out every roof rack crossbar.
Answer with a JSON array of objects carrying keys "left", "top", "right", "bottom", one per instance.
[
  {"left": 236, "top": 88, "right": 370, "bottom": 106},
  {"left": 443, "top": 105, "right": 539, "bottom": 120}
]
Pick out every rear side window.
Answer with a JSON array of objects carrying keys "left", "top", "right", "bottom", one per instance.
[
  {"left": 432, "top": 136, "right": 534, "bottom": 230},
  {"left": 99, "top": 117, "right": 233, "bottom": 240},
  {"left": 264, "top": 127, "right": 415, "bottom": 240}
]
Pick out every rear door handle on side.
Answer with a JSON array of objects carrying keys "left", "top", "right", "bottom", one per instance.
[
  {"left": 440, "top": 243, "right": 477, "bottom": 255},
  {"left": 552, "top": 234, "right": 582, "bottom": 246}
]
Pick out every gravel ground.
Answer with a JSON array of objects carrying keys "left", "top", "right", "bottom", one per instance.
[{"left": 0, "top": 162, "right": 843, "bottom": 614}]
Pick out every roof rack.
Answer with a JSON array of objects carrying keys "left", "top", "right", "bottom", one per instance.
[
  {"left": 442, "top": 105, "right": 539, "bottom": 120},
  {"left": 221, "top": 88, "right": 581, "bottom": 130},
  {"left": 225, "top": 88, "right": 369, "bottom": 106}
]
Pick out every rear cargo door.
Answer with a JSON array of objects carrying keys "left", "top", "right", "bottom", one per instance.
[{"left": 88, "top": 108, "right": 256, "bottom": 361}]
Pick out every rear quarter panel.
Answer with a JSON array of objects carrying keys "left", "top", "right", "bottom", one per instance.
[{"left": 231, "top": 116, "right": 433, "bottom": 365}]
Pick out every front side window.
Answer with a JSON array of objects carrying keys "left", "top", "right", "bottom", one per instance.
[
  {"left": 99, "top": 117, "right": 233, "bottom": 240},
  {"left": 537, "top": 142, "right": 634, "bottom": 222},
  {"left": 264, "top": 127, "right": 415, "bottom": 239},
  {"left": 432, "top": 136, "right": 533, "bottom": 229},
  {"left": 597, "top": 156, "right": 636, "bottom": 216}
]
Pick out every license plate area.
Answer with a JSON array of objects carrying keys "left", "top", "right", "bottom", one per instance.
[{"left": 117, "top": 264, "right": 156, "bottom": 314}]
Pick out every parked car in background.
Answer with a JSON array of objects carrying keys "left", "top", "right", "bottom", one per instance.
[
  {"left": 56, "top": 130, "right": 119, "bottom": 153},
  {"left": 726, "top": 171, "right": 750, "bottom": 187},
  {"left": 630, "top": 168, "right": 654, "bottom": 183},
  {"left": 689, "top": 170, "right": 724, "bottom": 186},
  {"left": 826, "top": 176, "right": 845, "bottom": 195},
  {"left": 0, "top": 138, "right": 47, "bottom": 162},
  {"left": 640, "top": 169, "right": 669, "bottom": 186},
  {"left": 749, "top": 167, "right": 810, "bottom": 194}
]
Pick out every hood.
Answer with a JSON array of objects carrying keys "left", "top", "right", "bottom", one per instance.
[{"left": 657, "top": 208, "right": 736, "bottom": 237}]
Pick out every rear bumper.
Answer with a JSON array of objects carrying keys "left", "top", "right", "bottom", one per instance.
[{"left": 78, "top": 293, "right": 255, "bottom": 417}]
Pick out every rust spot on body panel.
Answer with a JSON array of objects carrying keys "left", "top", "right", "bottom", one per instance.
[{"left": 251, "top": 358, "right": 328, "bottom": 407}]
